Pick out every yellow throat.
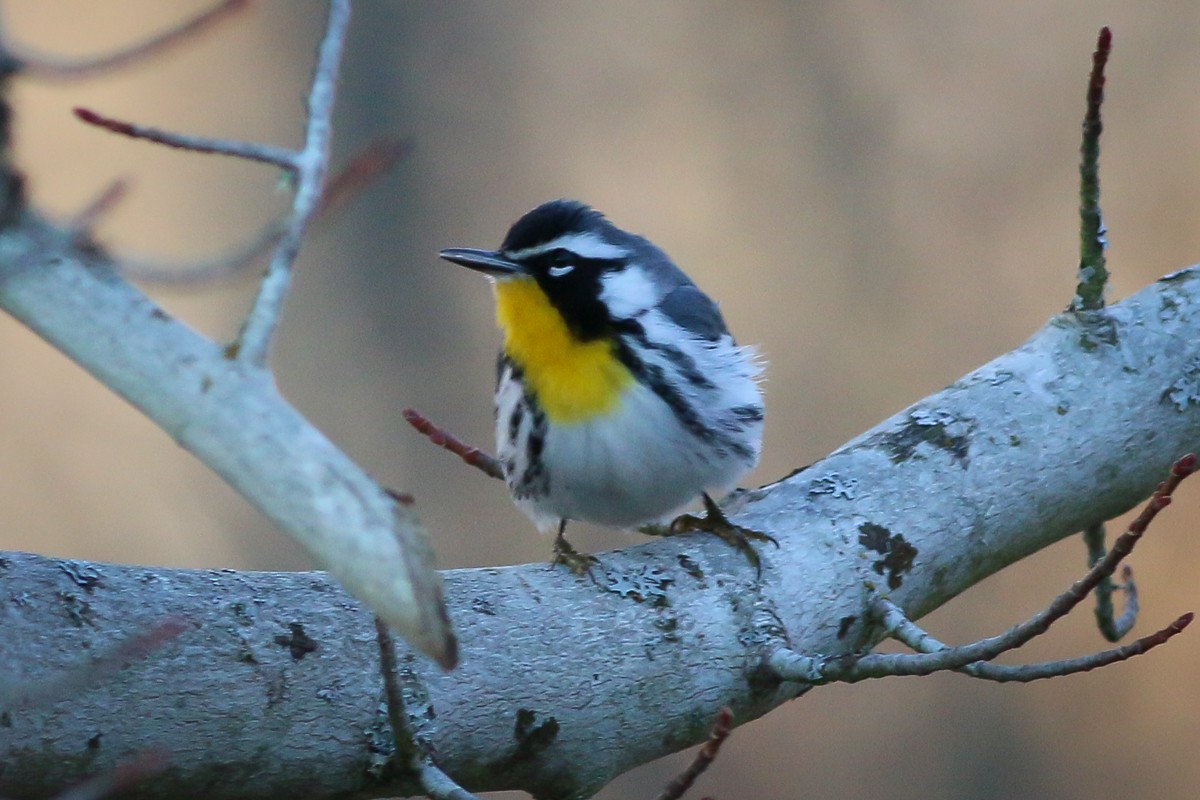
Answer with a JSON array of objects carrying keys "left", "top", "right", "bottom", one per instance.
[{"left": 494, "top": 277, "right": 634, "bottom": 424}]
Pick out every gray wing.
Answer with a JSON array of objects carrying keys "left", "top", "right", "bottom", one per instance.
[
  {"left": 657, "top": 283, "right": 729, "bottom": 341},
  {"left": 629, "top": 235, "right": 731, "bottom": 341}
]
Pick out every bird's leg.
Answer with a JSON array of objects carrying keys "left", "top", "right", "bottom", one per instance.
[
  {"left": 668, "top": 493, "right": 778, "bottom": 576},
  {"left": 552, "top": 519, "right": 598, "bottom": 576}
]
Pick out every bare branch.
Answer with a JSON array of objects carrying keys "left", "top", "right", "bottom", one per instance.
[
  {"left": 51, "top": 750, "right": 170, "bottom": 800},
  {"left": 1084, "top": 523, "right": 1138, "bottom": 641},
  {"left": 65, "top": 179, "right": 131, "bottom": 241},
  {"left": 0, "top": 616, "right": 187, "bottom": 710},
  {"left": 234, "top": 0, "right": 350, "bottom": 365},
  {"left": 0, "top": 0, "right": 455, "bottom": 672},
  {"left": 117, "top": 137, "right": 411, "bottom": 286},
  {"left": 969, "top": 613, "right": 1193, "bottom": 682},
  {"left": 13, "top": 0, "right": 252, "bottom": 80},
  {"left": 654, "top": 708, "right": 734, "bottom": 800},
  {"left": 875, "top": 597, "right": 1190, "bottom": 682},
  {"left": 375, "top": 618, "right": 480, "bottom": 800},
  {"left": 770, "top": 454, "right": 1196, "bottom": 683},
  {"left": 403, "top": 408, "right": 505, "bottom": 480},
  {"left": 117, "top": 220, "right": 285, "bottom": 285},
  {"left": 74, "top": 107, "right": 297, "bottom": 171},
  {"left": 1072, "top": 26, "right": 1113, "bottom": 311},
  {"left": 374, "top": 616, "right": 422, "bottom": 769},
  {"left": 318, "top": 137, "right": 413, "bottom": 217}
]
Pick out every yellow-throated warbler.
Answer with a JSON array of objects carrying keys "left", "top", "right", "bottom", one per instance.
[{"left": 440, "top": 199, "right": 770, "bottom": 572}]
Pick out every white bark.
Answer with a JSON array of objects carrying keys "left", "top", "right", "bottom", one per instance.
[
  {"left": 0, "top": 209, "right": 454, "bottom": 668},
  {"left": 2, "top": 191, "right": 1198, "bottom": 796}
]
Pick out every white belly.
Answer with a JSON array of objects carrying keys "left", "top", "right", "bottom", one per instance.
[{"left": 514, "top": 380, "right": 758, "bottom": 530}]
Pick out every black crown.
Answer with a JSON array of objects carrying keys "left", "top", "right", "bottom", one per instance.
[{"left": 501, "top": 199, "right": 612, "bottom": 253}]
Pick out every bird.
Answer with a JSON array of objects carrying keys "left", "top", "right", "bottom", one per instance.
[{"left": 439, "top": 199, "right": 771, "bottom": 573}]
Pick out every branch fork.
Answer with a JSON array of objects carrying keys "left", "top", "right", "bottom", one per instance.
[
  {"left": 0, "top": 1, "right": 456, "bottom": 668},
  {"left": 768, "top": 454, "right": 1195, "bottom": 686}
]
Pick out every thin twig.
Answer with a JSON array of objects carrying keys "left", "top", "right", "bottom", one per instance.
[
  {"left": 654, "top": 708, "right": 734, "bottom": 800},
  {"left": 1, "top": 616, "right": 189, "bottom": 709},
  {"left": 844, "top": 453, "right": 1192, "bottom": 679},
  {"left": 374, "top": 617, "right": 481, "bottom": 800},
  {"left": 403, "top": 408, "right": 504, "bottom": 480},
  {"left": 234, "top": 0, "right": 349, "bottom": 365},
  {"left": 373, "top": 616, "right": 422, "bottom": 769},
  {"left": 65, "top": 179, "right": 131, "bottom": 241},
  {"left": 74, "top": 107, "right": 297, "bottom": 171},
  {"left": 1083, "top": 523, "right": 1138, "bottom": 641},
  {"left": 14, "top": 0, "right": 252, "bottom": 80},
  {"left": 318, "top": 137, "right": 413, "bottom": 216},
  {"left": 51, "top": 749, "right": 170, "bottom": 800},
  {"left": 118, "top": 220, "right": 286, "bottom": 285},
  {"left": 770, "top": 454, "right": 1195, "bottom": 683},
  {"left": 969, "top": 613, "right": 1192, "bottom": 682},
  {"left": 117, "top": 137, "right": 411, "bottom": 286},
  {"left": 874, "top": 597, "right": 1189, "bottom": 682},
  {"left": 1072, "top": 26, "right": 1112, "bottom": 311}
]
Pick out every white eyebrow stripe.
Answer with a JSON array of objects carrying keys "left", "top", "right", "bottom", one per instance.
[{"left": 505, "top": 232, "right": 628, "bottom": 261}]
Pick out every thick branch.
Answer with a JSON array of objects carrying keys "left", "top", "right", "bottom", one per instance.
[
  {"left": 1, "top": 2, "right": 454, "bottom": 669},
  {"left": 4, "top": 263, "right": 1200, "bottom": 799},
  {"left": 0, "top": 210, "right": 453, "bottom": 668}
]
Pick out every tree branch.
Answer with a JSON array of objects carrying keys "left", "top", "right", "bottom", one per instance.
[
  {"left": 4, "top": 260, "right": 1200, "bottom": 798},
  {"left": 233, "top": 0, "right": 348, "bottom": 365},
  {"left": 873, "top": 597, "right": 1190, "bottom": 682},
  {"left": 9, "top": 0, "right": 252, "bottom": 80},
  {"left": 73, "top": 107, "right": 297, "bottom": 170},
  {"left": 769, "top": 455, "right": 1192, "bottom": 684},
  {"left": 1072, "top": 26, "right": 1112, "bottom": 311},
  {"left": 0, "top": 2, "right": 455, "bottom": 668},
  {"left": 1084, "top": 525, "right": 1138, "bottom": 641}
]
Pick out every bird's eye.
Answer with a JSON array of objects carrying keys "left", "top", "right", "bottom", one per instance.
[{"left": 547, "top": 251, "right": 575, "bottom": 277}]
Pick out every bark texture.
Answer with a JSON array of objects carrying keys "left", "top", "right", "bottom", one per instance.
[{"left": 3, "top": 266, "right": 1200, "bottom": 799}]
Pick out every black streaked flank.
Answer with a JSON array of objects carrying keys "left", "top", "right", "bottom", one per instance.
[
  {"left": 512, "top": 399, "right": 549, "bottom": 499},
  {"left": 507, "top": 401, "right": 524, "bottom": 446},
  {"left": 497, "top": 353, "right": 520, "bottom": 389},
  {"left": 613, "top": 338, "right": 755, "bottom": 463}
]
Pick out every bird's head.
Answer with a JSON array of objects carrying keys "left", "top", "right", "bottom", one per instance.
[{"left": 440, "top": 199, "right": 691, "bottom": 342}]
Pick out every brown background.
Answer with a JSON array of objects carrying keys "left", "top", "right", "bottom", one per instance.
[{"left": 3, "top": 2, "right": 1199, "bottom": 798}]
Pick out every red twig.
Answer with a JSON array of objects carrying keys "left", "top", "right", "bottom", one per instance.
[
  {"left": 52, "top": 749, "right": 170, "bottom": 800},
  {"left": 655, "top": 708, "right": 734, "bottom": 800},
  {"left": 4, "top": 616, "right": 189, "bottom": 710},
  {"left": 1073, "top": 25, "right": 1113, "bottom": 311},
  {"left": 16, "top": 0, "right": 253, "bottom": 80},
  {"left": 1085, "top": 28, "right": 1112, "bottom": 136},
  {"left": 317, "top": 137, "right": 413, "bottom": 216},
  {"left": 74, "top": 107, "right": 296, "bottom": 170},
  {"left": 66, "top": 179, "right": 132, "bottom": 240},
  {"left": 403, "top": 408, "right": 504, "bottom": 480}
]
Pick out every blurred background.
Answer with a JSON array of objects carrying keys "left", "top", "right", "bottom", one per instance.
[{"left": 2, "top": 1, "right": 1199, "bottom": 798}]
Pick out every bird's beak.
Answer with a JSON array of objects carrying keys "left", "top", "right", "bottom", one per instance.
[{"left": 438, "top": 247, "right": 525, "bottom": 277}]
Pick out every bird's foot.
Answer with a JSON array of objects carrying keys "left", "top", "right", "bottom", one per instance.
[
  {"left": 552, "top": 531, "right": 599, "bottom": 576},
  {"left": 669, "top": 493, "right": 778, "bottom": 576}
]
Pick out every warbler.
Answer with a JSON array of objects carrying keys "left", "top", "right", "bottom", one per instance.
[{"left": 440, "top": 199, "right": 770, "bottom": 572}]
